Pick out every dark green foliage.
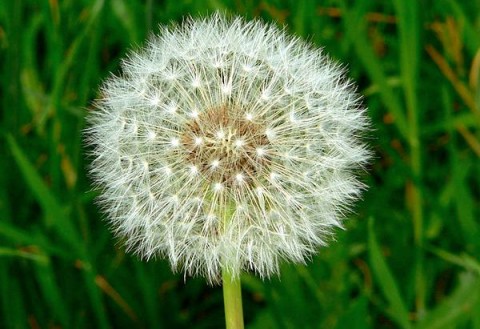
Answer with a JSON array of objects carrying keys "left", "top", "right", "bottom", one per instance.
[{"left": 1, "top": 0, "right": 479, "bottom": 328}]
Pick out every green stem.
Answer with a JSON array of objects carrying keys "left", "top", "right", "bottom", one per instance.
[{"left": 222, "top": 269, "right": 244, "bottom": 329}]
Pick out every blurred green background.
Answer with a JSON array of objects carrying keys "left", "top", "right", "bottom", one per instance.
[{"left": 1, "top": 0, "right": 479, "bottom": 328}]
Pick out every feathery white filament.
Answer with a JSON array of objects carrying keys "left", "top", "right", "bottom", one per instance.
[{"left": 86, "top": 14, "right": 370, "bottom": 283}]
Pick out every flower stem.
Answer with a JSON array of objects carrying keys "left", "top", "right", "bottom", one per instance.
[{"left": 222, "top": 269, "right": 244, "bottom": 329}]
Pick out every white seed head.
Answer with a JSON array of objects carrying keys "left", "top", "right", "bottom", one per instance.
[
  {"left": 194, "top": 136, "right": 203, "bottom": 146},
  {"left": 210, "top": 159, "right": 220, "bottom": 169},
  {"left": 85, "top": 13, "right": 370, "bottom": 284}
]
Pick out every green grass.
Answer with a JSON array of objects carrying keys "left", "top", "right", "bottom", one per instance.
[{"left": 1, "top": 0, "right": 479, "bottom": 328}]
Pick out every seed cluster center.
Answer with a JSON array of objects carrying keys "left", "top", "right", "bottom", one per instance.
[{"left": 181, "top": 106, "right": 270, "bottom": 187}]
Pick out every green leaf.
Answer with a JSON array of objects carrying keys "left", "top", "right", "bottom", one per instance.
[
  {"left": 34, "top": 260, "right": 70, "bottom": 326},
  {"left": 335, "top": 296, "right": 369, "bottom": 329},
  {"left": 0, "top": 265, "right": 27, "bottom": 329},
  {"left": 0, "top": 247, "right": 48, "bottom": 263},
  {"left": 368, "top": 217, "right": 412, "bottom": 329},
  {"left": 248, "top": 310, "right": 277, "bottom": 329},
  {"left": 428, "top": 247, "right": 480, "bottom": 275},
  {"left": 0, "top": 221, "right": 74, "bottom": 260},
  {"left": 7, "top": 134, "right": 63, "bottom": 227},
  {"left": 415, "top": 272, "right": 480, "bottom": 329},
  {"left": 7, "top": 135, "right": 83, "bottom": 254},
  {"left": 341, "top": 2, "right": 408, "bottom": 140},
  {"left": 111, "top": 0, "right": 141, "bottom": 43}
]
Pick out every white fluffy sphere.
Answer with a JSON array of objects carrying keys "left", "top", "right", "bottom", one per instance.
[{"left": 86, "top": 14, "right": 370, "bottom": 283}]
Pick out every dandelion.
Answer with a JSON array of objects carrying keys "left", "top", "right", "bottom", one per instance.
[{"left": 86, "top": 13, "right": 369, "bottom": 328}]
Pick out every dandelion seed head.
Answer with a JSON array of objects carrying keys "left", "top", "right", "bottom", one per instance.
[
  {"left": 147, "top": 130, "right": 156, "bottom": 141},
  {"left": 170, "top": 137, "right": 180, "bottom": 148},
  {"left": 86, "top": 13, "right": 370, "bottom": 284}
]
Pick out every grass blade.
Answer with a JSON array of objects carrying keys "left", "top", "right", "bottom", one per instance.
[
  {"left": 368, "top": 217, "right": 411, "bottom": 329},
  {"left": 6, "top": 135, "right": 63, "bottom": 227},
  {"left": 34, "top": 260, "right": 70, "bottom": 326},
  {"left": 415, "top": 272, "right": 480, "bottom": 329},
  {"left": 7, "top": 135, "right": 82, "bottom": 253},
  {"left": 341, "top": 2, "right": 408, "bottom": 139}
]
